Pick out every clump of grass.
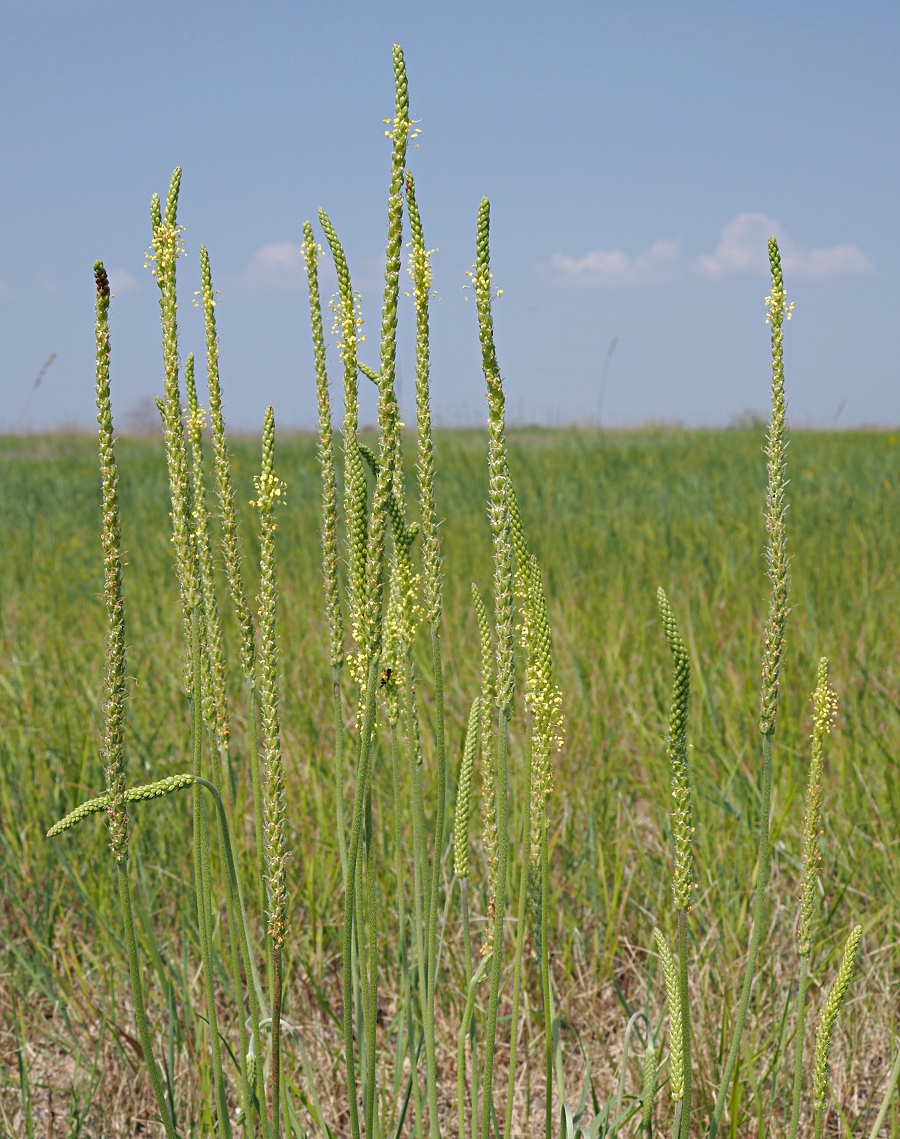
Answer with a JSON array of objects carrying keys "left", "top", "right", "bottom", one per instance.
[{"left": 34, "top": 42, "right": 900, "bottom": 1139}]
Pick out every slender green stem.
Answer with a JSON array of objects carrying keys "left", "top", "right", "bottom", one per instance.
[
  {"left": 343, "top": 656, "right": 381, "bottom": 1139},
  {"left": 116, "top": 861, "right": 178, "bottom": 1139},
  {"left": 505, "top": 796, "right": 532, "bottom": 1139},
  {"left": 541, "top": 825, "right": 552, "bottom": 1139},
  {"left": 677, "top": 909, "right": 691, "bottom": 1139},
  {"left": 403, "top": 647, "right": 432, "bottom": 1135},
  {"left": 459, "top": 877, "right": 479, "bottom": 1132},
  {"left": 708, "top": 730, "right": 774, "bottom": 1139},
  {"left": 867, "top": 1042, "right": 900, "bottom": 1139},
  {"left": 481, "top": 706, "right": 510, "bottom": 1139},
  {"left": 787, "top": 955, "right": 809, "bottom": 1139},
  {"left": 365, "top": 785, "right": 379, "bottom": 1139},
  {"left": 459, "top": 959, "right": 489, "bottom": 1139},
  {"left": 271, "top": 947, "right": 283, "bottom": 1138},
  {"left": 191, "top": 609, "right": 232, "bottom": 1138},
  {"left": 424, "top": 629, "right": 446, "bottom": 1139},
  {"left": 196, "top": 777, "right": 270, "bottom": 1139},
  {"left": 391, "top": 723, "right": 424, "bottom": 1139}
]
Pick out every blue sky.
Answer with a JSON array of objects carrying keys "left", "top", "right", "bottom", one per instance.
[{"left": 1, "top": 1, "right": 897, "bottom": 431}]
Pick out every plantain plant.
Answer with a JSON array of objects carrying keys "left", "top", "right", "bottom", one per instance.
[{"left": 44, "top": 43, "right": 900, "bottom": 1139}]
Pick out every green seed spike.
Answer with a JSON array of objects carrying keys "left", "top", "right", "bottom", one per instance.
[
  {"left": 759, "top": 237, "right": 791, "bottom": 734},
  {"left": 799, "top": 659, "right": 837, "bottom": 957},
  {"left": 525, "top": 555, "right": 561, "bottom": 875},
  {"left": 361, "top": 40, "right": 409, "bottom": 659},
  {"left": 319, "top": 208, "right": 368, "bottom": 678},
  {"left": 654, "top": 929, "right": 684, "bottom": 1102},
  {"left": 150, "top": 168, "right": 197, "bottom": 690},
  {"left": 657, "top": 588, "right": 693, "bottom": 912},
  {"left": 474, "top": 198, "right": 514, "bottom": 713},
  {"left": 255, "top": 407, "right": 289, "bottom": 951},
  {"left": 184, "top": 353, "right": 229, "bottom": 759},
  {"left": 93, "top": 261, "right": 128, "bottom": 863},
  {"left": 405, "top": 170, "right": 442, "bottom": 626},
  {"left": 200, "top": 246, "right": 256, "bottom": 681},
  {"left": 813, "top": 924, "right": 863, "bottom": 1117},
  {"left": 453, "top": 697, "right": 481, "bottom": 880},
  {"left": 301, "top": 223, "right": 344, "bottom": 669},
  {"left": 47, "top": 773, "right": 195, "bottom": 837}
]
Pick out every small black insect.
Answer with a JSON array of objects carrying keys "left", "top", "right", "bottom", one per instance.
[{"left": 380, "top": 668, "right": 392, "bottom": 688}]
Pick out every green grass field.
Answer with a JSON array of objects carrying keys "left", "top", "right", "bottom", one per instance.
[{"left": 2, "top": 427, "right": 899, "bottom": 1136}]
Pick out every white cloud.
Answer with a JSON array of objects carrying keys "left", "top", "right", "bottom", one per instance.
[
  {"left": 239, "top": 241, "right": 306, "bottom": 290},
  {"left": 697, "top": 213, "right": 874, "bottom": 279},
  {"left": 108, "top": 269, "right": 141, "bottom": 295},
  {"left": 549, "top": 238, "right": 679, "bottom": 286}
]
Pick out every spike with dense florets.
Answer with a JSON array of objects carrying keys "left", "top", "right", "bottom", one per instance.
[
  {"left": 405, "top": 171, "right": 443, "bottom": 626},
  {"left": 654, "top": 929, "right": 684, "bottom": 1101},
  {"left": 320, "top": 209, "right": 369, "bottom": 682},
  {"left": 525, "top": 555, "right": 563, "bottom": 873},
  {"left": 360, "top": 42, "right": 411, "bottom": 661},
  {"left": 254, "top": 407, "right": 290, "bottom": 948},
  {"left": 94, "top": 261, "right": 128, "bottom": 862},
  {"left": 759, "top": 237, "right": 791, "bottom": 734},
  {"left": 474, "top": 198, "right": 514, "bottom": 713},
  {"left": 812, "top": 924, "right": 862, "bottom": 1114},
  {"left": 200, "top": 246, "right": 256, "bottom": 682},
  {"left": 453, "top": 698, "right": 481, "bottom": 880},
  {"left": 302, "top": 224, "right": 344, "bottom": 669},
  {"left": 184, "top": 354, "right": 230, "bottom": 761},
  {"left": 658, "top": 588, "right": 693, "bottom": 912},
  {"left": 149, "top": 169, "right": 199, "bottom": 693},
  {"left": 798, "top": 658, "right": 838, "bottom": 957},
  {"left": 48, "top": 772, "right": 195, "bottom": 838}
]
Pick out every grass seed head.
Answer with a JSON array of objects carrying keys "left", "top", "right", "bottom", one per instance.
[
  {"left": 654, "top": 928, "right": 684, "bottom": 1101},
  {"left": 759, "top": 236, "right": 791, "bottom": 734},
  {"left": 94, "top": 260, "right": 128, "bottom": 862},
  {"left": 255, "top": 407, "right": 290, "bottom": 949},
  {"left": 657, "top": 587, "right": 693, "bottom": 912},
  {"left": 799, "top": 657, "right": 838, "bottom": 957},
  {"left": 813, "top": 924, "right": 863, "bottom": 1113}
]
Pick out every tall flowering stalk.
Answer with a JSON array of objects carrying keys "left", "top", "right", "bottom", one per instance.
[
  {"left": 93, "top": 260, "right": 178, "bottom": 1139},
  {"left": 709, "top": 237, "right": 792, "bottom": 1139},
  {"left": 337, "top": 43, "right": 410, "bottom": 1139},
  {"left": 406, "top": 168, "right": 448, "bottom": 1139},
  {"left": 318, "top": 207, "right": 368, "bottom": 691},
  {"left": 473, "top": 195, "right": 515, "bottom": 1139},
  {"left": 301, "top": 223, "right": 348, "bottom": 883},
  {"left": 151, "top": 171, "right": 233, "bottom": 1137},
  {"left": 657, "top": 588, "right": 693, "bottom": 1139},
  {"left": 255, "top": 407, "right": 290, "bottom": 1135}
]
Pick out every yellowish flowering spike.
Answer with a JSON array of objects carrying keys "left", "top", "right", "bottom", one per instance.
[
  {"left": 255, "top": 407, "right": 290, "bottom": 950},
  {"left": 406, "top": 171, "right": 443, "bottom": 627},
  {"left": 759, "top": 237, "right": 791, "bottom": 734},
  {"left": 474, "top": 198, "right": 514, "bottom": 713},
  {"left": 798, "top": 658, "right": 838, "bottom": 957}
]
